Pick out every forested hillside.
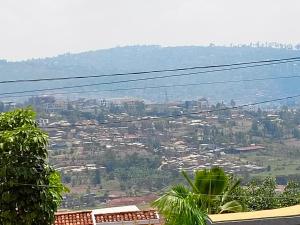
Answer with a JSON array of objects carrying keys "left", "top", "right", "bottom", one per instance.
[{"left": 1, "top": 45, "right": 300, "bottom": 103}]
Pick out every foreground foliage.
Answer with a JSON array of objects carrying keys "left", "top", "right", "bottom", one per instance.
[
  {"left": 229, "top": 177, "right": 300, "bottom": 211},
  {"left": 153, "top": 167, "right": 243, "bottom": 225},
  {"left": 0, "top": 109, "right": 68, "bottom": 225},
  {"left": 153, "top": 168, "right": 300, "bottom": 225},
  {"left": 153, "top": 185, "right": 207, "bottom": 225}
]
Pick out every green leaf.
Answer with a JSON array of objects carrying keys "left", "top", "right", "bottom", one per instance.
[
  {"left": 0, "top": 108, "right": 67, "bottom": 225},
  {"left": 222, "top": 179, "right": 241, "bottom": 203},
  {"left": 219, "top": 200, "right": 243, "bottom": 213}
]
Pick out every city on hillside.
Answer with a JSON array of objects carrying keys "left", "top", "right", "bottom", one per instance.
[
  {"left": 2, "top": 95, "right": 300, "bottom": 209},
  {"left": 1, "top": 1, "right": 300, "bottom": 225}
]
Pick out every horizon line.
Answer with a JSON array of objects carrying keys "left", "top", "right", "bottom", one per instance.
[{"left": 1, "top": 42, "right": 299, "bottom": 63}]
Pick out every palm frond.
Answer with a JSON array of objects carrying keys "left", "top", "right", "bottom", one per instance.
[
  {"left": 152, "top": 185, "right": 207, "bottom": 225},
  {"left": 219, "top": 200, "right": 243, "bottom": 214},
  {"left": 194, "top": 167, "right": 227, "bottom": 198},
  {"left": 222, "top": 179, "right": 241, "bottom": 203},
  {"left": 181, "top": 170, "right": 199, "bottom": 193}
]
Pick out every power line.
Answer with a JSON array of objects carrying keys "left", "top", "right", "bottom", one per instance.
[
  {"left": 2, "top": 74, "right": 300, "bottom": 100},
  {"left": 0, "top": 182, "right": 62, "bottom": 188},
  {"left": 0, "top": 56, "right": 299, "bottom": 84},
  {"left": 159, "top": 192, "right": 300, "bottom": 200},
  {"left": 1, "top": 59, "right": 299, "bottom": 97},
  {"left": 41, "top": 93, "right": 300, "bottom": 129}
]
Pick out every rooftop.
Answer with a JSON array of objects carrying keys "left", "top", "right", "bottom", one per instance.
[
  {"left": 54, "top": 206, "right": 160, "bottom": 225},
  {"left": 54, "top": 204, "right": 300, "bottom": 225},
  {"left": 92, "top": 205, "right": 139, "bottom": 215},
  {"left": 54, "top": 210, "right": 93, "bottom": 225},
  {"left": 94, "top": 210, "right": 159, "bottom": 224},
  {"left": 208, "top": 204, "right": 300, "bottom": 225}
]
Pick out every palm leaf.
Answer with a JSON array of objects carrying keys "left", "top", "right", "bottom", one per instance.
[
  {"left": 194, "top": 167, "right": 227, "bottom": 198},
  {"left": 181, "top": 170, "right": 199, "bottom": 193},
  {"left": 219, "top": 200, "right": 243, "bottom": 214},
  {"left": 222, "top": 179, "right": 241, "bottom": 203},
  {"left": 152, "top": 185, "right": 207, "bottom": 225}
]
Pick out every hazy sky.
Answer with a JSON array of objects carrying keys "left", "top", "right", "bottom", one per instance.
[{"left": 1, "top": 0, "right": 299, "bottom": 61}]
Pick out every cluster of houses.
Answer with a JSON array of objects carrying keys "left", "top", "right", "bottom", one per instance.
[
  {"left": 4, "top": 96, "right": 300, "bottom": 225},
  {"left": 14, "top": 96, "right": 273, "bottom": 208},
  {"left": 160, "top": 150, "right": 265, "bottom": 174},
  {"left": 33, "top": 100, "right": 266, "bottom": 166}
]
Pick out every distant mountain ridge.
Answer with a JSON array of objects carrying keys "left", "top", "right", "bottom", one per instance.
[{"left": 1, "top": 45, "right": 300, "bottom": 104}]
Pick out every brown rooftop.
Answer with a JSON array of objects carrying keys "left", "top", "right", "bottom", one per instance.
[
  {"left": 54, "top": 211, "right": 93, "bottom": 225},
  {"left": 94, "top": 210, "right": 159, "bottom": 223},
  {"left": 54, "top": 208, "right": 160, "bottom": 225}
]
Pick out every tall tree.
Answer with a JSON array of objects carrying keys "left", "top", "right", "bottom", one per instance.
[
  {"left": 181, "top": 167, "right": 243, "bottom": 214},
  {"left": 0, "top": 108, "right": 68, "bottom": 225},
  {"left": 153, "top": 167, "right": 243, "bottom": 225},
  {"left": 244, "top": 177, "right": 278, "bottom": 210},
  {"left": 0, "top": 101, "right": 4, "bottom": 112},
  {"left": 279, "top": 181, "right": 300, "bottom": 207},
  {"left": 153, "top": 185, "right": 207, "bottom": 225},
  {"left": 93, "top": 168, "right": 101, "bottom": 185}
]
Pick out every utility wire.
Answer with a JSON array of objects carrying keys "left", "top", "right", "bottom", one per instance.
[
  {"left": 0, "top": 59, "right": 299, "bottom": 97},
  {"left": 41, "top": 93, "right": 300, "bottom": 129},
  {"left": 158, "top": 192, "right": 300, "bottom": 199},
  {"left": 2, "top": 74, "right": 300, "bottom": 100},
  {"left": 0, "top": 56, "right": 299, "bottom": 84},
  {"left": 0, "top": 182, "right": 62, "bottom": 188}
]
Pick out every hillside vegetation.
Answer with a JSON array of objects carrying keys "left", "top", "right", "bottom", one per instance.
[{"left": 1, "top": 45, "right": 300, "bottom": 103}]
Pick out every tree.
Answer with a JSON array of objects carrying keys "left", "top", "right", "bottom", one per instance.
[
  {"left": 244, "top": 177, "right": 279, "bottom": 210},
  {"left": 153, "top": 185, "right": 207, "bottom": 225},
  {"left": 135, "top": 101, "right": 145, "bottom": 116},
  {"left": 262, "top": 119, "right": 283, "bottom": 138},
  {"left": 96, "top": 111, "right": 106, "bottom": 123},
  {"left": 292, "top": 128, "right": 300, "bottom": 139},
  {"left": 0, "top": 101, "right": 4, "bottom": 112},
  {"left": 229, "top": 177, "right": 300, "bottom": 211},
  {"left": 251, "top": 120, "right": 259, "bottom": 136},
  {"left": 278, "top": 181, "right": 300, "bottom": 207},
  {"left": 153, "top": 167, "right": 242, "bottom": 225},
  {"left": 93, "top": 168, "right": 101, "bottom": 185},
  {"left": 103, "top": 149, "right": 117, "bottom": 173},
  {"left": 181, "top": 167, "right": 243, "bottom": 214},
  {"left": 0, "top": 108, "right": 68, "bottom": 225}
]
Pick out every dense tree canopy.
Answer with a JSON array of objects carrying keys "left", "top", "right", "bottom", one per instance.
[
  {"left": 0, "top": 108, "right": 67, "bottom": 225},
  {"left": 221, "top": 176, "right": 300, "bottom": 211}
]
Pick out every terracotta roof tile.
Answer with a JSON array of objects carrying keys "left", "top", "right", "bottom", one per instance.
[
  {"left": 94, "top": 210, "right": 159, "bottom": 223},
  {"left": 54, "top": 209, "right": 161, "bottom": 225},
  {"left": 54, "top": 211, "right": 93, "bottom": 225}
]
